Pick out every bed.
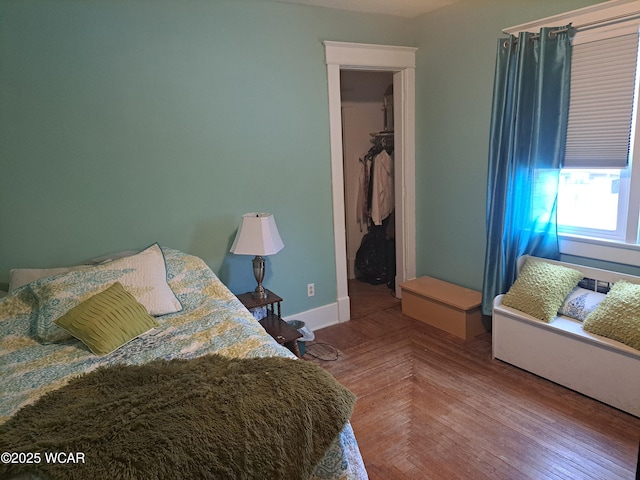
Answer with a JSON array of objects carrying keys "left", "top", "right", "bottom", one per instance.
[{"left": 0, "top": 244, "right": 368, "bottom": 479}]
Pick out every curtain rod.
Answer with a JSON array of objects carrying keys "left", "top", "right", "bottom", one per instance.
[
  {"left": 504, "top": 9, "right": 640, "bottom": 39},
  {"left": 553, "top": 10, "right": 640, "bottom": 36},
  {"left": 504, "top": 11, "right": 640, "bottom": 46}
]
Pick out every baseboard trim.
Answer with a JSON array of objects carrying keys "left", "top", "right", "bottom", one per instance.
[
  {"left": 337, "top": 295, "right": 351, "bottom": 322},
  {"left": 283, "top": 302, "right": 342, "bottom": 332}
]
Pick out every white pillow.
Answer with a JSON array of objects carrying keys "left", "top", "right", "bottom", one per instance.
[
  {"left": 558, "top": 286, "right": 606, "bottom": 322},
  {"left": 9, "top": 250, "right": 141, "bottom": 292},
  {"left": 9, "top": 265, "right": 90, "bottom": 293},
  {"left": 29, "top": 243, "right": 182, "bottom": 343}
]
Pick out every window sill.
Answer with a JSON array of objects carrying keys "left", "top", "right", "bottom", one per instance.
[{"left": 559, "top": 234, "right": 640, "bottom": 268}]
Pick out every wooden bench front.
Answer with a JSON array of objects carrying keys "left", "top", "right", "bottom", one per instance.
[{"left": 400, "top": 276, "right": 486, "bottom": 340}]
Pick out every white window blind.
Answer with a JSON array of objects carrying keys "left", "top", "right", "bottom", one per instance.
[{"left": 564, "top": 32, "right": 640, "bottom": 168}]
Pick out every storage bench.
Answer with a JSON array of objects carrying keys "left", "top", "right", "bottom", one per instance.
[
  {"left": 399, "top": 276, "right": 486, "bottom": 340},
  {"left": 493, "top": 255, "right": 640, "bottom": 417}
]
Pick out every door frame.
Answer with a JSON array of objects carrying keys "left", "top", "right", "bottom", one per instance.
[{"left": 324, "top": 41, "right": 417, "bottom": 321}]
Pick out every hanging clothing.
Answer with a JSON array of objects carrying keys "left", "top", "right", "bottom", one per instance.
[
  {"left": 356, "top": 146, "right": 394, "bottom": 230},
  {"left": 370, "top": 150, "right": 394, "bottom": 226},
  {"left": 354, "top": 132, "right": 396, "bottom": 288},
  {"left": 356, "top": 155, "right": 372, "bottom": 232}
]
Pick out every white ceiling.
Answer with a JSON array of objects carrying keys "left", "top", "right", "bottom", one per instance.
[{"left": 268, "top": 0, "right": 460, "bottom": 18}]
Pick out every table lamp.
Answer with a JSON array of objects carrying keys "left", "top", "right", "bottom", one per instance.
[{"left": 230, "top": 213, "right": 284, "bottom": 299}]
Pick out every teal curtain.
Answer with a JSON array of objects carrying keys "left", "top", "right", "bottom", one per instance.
[{"left": 482, "top": 26, "right": 573, "bottom": 316}]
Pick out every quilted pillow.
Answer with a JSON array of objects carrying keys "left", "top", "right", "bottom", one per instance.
[
  {"left": 55, "top": 282, "right": 159, "bottom": 356},
  {"left": 9, "top": 265, "right": 91, "bottom": 294},
  {"left": 502, "top": 258, "right": 584, "bottom": 323},
  {"left": 558, "top": 287, "right": 606, "bottom": 322},
  {"left": 583, "top": 281, "right": 640, "bottom": 350},
  {"left": 30, "top": 243, "right": 181, "bottom": 343}
]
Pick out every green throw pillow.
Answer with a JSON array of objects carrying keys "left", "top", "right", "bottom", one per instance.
[
  {"left": 502, "top": 258, "right": 584, "bottom": 323},
  {"left": 583, "top": 280, "right": 640, "bottom": 351},
  {"left": 55, "top": 282, "right": 159, "bottom": 356}
]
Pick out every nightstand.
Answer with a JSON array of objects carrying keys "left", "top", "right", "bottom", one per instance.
[{"left": 236, "top": 289, "right": 302, "bottom": 358}]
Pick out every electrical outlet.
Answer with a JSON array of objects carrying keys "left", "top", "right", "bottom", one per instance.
[{"left": 307, "top": 283, "right": 315, "bottom": 297}]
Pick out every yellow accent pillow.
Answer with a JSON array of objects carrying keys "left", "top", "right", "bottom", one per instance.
[
  {"left": 55, "top": 282, "right": 158, "bottom": 356},
  {"left": 583, "top": 280, "right": 640, "bottom": 351},
  {"left": 502, "top": 258, "right": 584, "bottom": 323}
]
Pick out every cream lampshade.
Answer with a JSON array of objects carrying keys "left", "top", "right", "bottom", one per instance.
[{"left": 230, "top": 213, "right": 284, "bottom": 299}]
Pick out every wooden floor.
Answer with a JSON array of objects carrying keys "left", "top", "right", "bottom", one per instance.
[{"left": 305, "top": 279, "right": 640, "bottom": 480}]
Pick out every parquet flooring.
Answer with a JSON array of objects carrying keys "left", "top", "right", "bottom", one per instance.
[{"left": 305, "top": 280, "right": 640, "bottom": 480}]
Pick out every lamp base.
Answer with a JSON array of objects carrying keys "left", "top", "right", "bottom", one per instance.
[
  {"left": 252, "top": 286, "right": 268, "bottom": 299},
  {"left": 251, "top": 255, "right": 268, "bottom": 299}
]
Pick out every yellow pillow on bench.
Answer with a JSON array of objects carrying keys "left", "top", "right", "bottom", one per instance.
[
  {"left": 502, "top": 258, "right": 583, "bottom": 323},
  {"left": 583, "top": 281, "right": 640, "bottom": 351}
]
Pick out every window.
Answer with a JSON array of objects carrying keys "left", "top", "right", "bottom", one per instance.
[
  {"left": 557, "top": 26, "right": 640, "bottom": 247},
  {"left": 504, "top": 0, "right": 640, "bottom": 266},
  {"left": 558, "top": 168, "right": 626, "bottom": 236}
]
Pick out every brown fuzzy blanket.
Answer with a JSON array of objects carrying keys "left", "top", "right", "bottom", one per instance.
[{"left": 0, "top": 355, "right": 355, "bottom": 480}]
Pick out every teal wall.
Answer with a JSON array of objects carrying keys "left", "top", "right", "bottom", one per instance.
[
  {"left": 0, "top": 0, "right": 414, "bottom": 314},
  {"left": 413, "top": 0, "right": 609, "bottom": 291},
  {"left": 2, "top": 0, "right": 628, "bottom": 316}
]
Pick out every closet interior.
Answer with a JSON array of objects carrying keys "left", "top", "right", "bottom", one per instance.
[{"left": 341, "top": 70, "right": 398, "bottom": 312}]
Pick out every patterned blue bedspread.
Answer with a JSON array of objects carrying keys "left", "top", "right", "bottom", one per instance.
[{"left": 0, "top": 248, "right": 367, "bottom": 480}]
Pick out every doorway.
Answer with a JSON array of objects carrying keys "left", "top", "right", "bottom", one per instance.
[
  {"left": 340, "top": 70, "right": 397, "bottom": 315},
  {"left": 324, "top": 41, "right": 417, "bottom": 322}
]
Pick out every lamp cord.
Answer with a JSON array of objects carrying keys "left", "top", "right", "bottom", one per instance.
[{"left": 303, "top": 342, "right": 339, "bottom": 362}]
